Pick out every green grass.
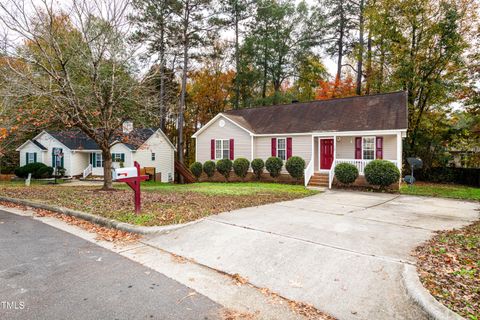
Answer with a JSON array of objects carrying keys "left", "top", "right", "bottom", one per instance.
[
  {"left": 400, "top": 183, "right": 480, "bottom": 201},
  {"left": 136, "top": 181, "right": 317, "bottom": 196}
]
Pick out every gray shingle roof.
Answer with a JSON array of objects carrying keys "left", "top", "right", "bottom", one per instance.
[
  {"left": 32, "top": 140, "right": 47, "bottom": 150},
  {"left": 222, "top": 91, "right": 408, "bottom": 134}
]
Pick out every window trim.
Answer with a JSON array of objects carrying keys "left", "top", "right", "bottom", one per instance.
[
  {"left": 276, "top": 137, "right": 287, "bottom": 161},
  {"left": 362, "top": 136, "right": 376, "bottom": 160},
  {"left": 112, "top": 153, "right": 124, "bottom": 163},
  {"left": 26, "top": 152, "right": 36, "bottom": 164},
  {"left": 95, "top": 152, "right": 104, "bottom": 168},
  {"left": 214, "top": 139, "right": 230, "bottom": 160}
]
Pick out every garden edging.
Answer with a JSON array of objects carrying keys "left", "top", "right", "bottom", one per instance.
[
  {"left": 402, "top": 264, "right": 465, "bottom": 320},
  {"left": 0, "top": 196, "right": 202, "bottom": 235}
]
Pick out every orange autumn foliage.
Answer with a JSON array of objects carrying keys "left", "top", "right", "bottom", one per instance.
[{"left": 315, "top": 76, "right": 357, "bottom": 100}]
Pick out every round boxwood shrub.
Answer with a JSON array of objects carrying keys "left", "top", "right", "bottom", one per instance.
[
  {"left": 189, "top": 162, "right": 203, "bottom": 180},
  {"left": 334, "top": 163, "right": 359, "bottom": 185},
  {"left": 203, "top": 161, "right": 216, "bottom": 179},
  {"left": 285, "top": 156, "right": 305, "bottom": 180},
  {"left": 14, "top": 163, "right": 53, "bottom": 179},
  {"left": 251, "top": 158, "right": 265, "bottom": 180},
  {"left": 265, "top": 157, "right": 283, "bottom": 178},
  {"left": 364, "top": 160, "right": 400, "bottom": 188},
  {"left": 216, "top": 159, "right": 233, "bottom": 181},
  {"left": 233, "top": 158, "right": 250, "bottom": 180}
]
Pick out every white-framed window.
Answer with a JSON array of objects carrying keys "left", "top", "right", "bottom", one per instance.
[
  {"left": 112, "top": 153, "right": 124, "bottom": 162},
  {"left": 362, "top": 137, "right": 375, "bottom": 160},
  {"left": 151, "top": 153, "right": 156, "bottom": 161},
  {"left": 215, "top": 139, "right": 230, "bottom": 160},
  {"left": 95, "top": 152, "right": 104, "bottom": 168},
  {"left": 277, "top": 138, "right": 286, "bottom": 161},
  {"left": 26, "top": 152, "right": 36, "bottom": 164}
]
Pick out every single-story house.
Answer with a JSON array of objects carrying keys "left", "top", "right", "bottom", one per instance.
[
  {"left": 192, "top": 91, "right": 408, "bottom": 187},
  {"left": 16, "top": 126, "right": 176, "bottom": 182}
]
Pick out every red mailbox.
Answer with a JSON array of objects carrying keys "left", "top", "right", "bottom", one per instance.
[{"left": 114, "top": 161, "right": 149, "bottom": 214}]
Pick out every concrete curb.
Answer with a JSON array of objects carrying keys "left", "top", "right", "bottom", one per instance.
[
  {"left": 0, "top": 196, "right": 202, "bottom": 235},
  {"left": 402, "top": 264, "right": 465, "bottom": 320}
]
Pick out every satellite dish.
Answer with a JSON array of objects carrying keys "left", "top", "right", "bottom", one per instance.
[{"left": 407, "top": 157, "right": 423, "bottom": 169}]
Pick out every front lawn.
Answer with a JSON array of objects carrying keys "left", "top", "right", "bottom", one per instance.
[
  {"left": 414, "top": 221, "right": 479, "bottom": 319},
  {"left": 400, "top": 182, "right": 480, "bottom": 201},
  {"left": 0, "top": 181, "right": 317, "bottom": 226}
]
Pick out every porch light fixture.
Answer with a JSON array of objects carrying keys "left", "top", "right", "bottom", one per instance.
[{"left": 337, "top": 136, "right": 342, "bottom": 142}]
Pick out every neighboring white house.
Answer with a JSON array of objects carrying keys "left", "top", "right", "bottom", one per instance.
[
  {"left": 192, "top": 91, "right": 408, "bottom": 188},
  {"left": 16, "top": 127, "right": 176, "bottom": 182}
]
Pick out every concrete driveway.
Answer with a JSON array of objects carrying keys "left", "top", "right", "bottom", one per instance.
[{"left": 145, "top": 191, "right": 479, "bottom": 320}]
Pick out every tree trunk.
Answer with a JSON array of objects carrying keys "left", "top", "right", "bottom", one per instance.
[
  {"left": 233, "top": 1, "right": 240, "bottom": 109},
  {"left": 355, "top": 0, "right": 365, "bottom": 95},
  {"left": 365, "top": 30, "right": 372, "bottom": 94},
  {"left": 158, "top": 15, "right": 166, "bottom": 132},
  {"left": 335, "top": 0, "right": 345, "bottom": 84},
  {"left": 102, "top": 148, "right": 113, "bottom": 190}
]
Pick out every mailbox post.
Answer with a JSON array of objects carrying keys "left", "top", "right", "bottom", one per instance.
[{"left": 114, "top": 161, "right": 149, "bottom": 214}]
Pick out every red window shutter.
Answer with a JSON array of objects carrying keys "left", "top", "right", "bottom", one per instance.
[
  {"left": 286, "top": 137, "right": 292, "bottom": 159},
  {"left": 355, "top": 137, "right": 362, "bottom": 159},
  {"left": 211, "top": 139, "right": 215, "bottom": 160},
  {"left": 229, "top": 139, "right": 234, "bottom": 160},
  {"left": 376, "top": 137, "right": 383, "bottom": 159},
  {"left": 271, "top": 138, "right": 277, "bottom": 156}
]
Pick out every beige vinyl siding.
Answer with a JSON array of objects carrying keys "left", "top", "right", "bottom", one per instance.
[
  {"left": 35, "top": 132, "right": 73, "bottom": 176},
  {"left": 196, "top": 116, "right": 251, "bottom": 163},
  {"left": 70, "top": 152, "right": 89, "bottom": 176},
  {"left": 133, "top": 131, "right": 175, "bottom": 183},
  {"left": 335, "top": 135, "right": 397, "bottom": 160},
  {"left": 18, "top": 143, "right": 45, "bottom": 166},
  {"left": 254, "top": 135, "right": 312, "bottom": 172}
]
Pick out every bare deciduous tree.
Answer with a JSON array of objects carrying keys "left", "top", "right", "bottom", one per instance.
[{"left": 0, "top": 0, "right": 146, "bottom": 189}]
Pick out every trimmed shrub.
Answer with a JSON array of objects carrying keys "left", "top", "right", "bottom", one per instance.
[
  {"left": 203, "top": 161, "right": 216, "bottom": 179},
  {"left": 54, "top": 166, "right": 66, "bottom": 177},
  {"left": 189, "top": 162, "right": 203, "bottom": 180},
  {"left": 285, "top": 156, "right": 305, "bottom": 179},
  {"left": 334, "top": 163, "right": 359, "bottom": 185},
  {"left": 14, "top": 163, "right": 53, "bottom": 179},
  {"left": 216, "top": 159, "right": 233, "bottom": 181},
  {"left": 265, "top": 157, "right": 283, "bottom": 178},
  {"left": 364, "top": 160, "right": 400, "bottom": 188},
  {"left": 233, "top": 158, "right": 250, "bottom": 180},
  {"left": 251, "top": 158, "right": 265, "bottom": 180}
]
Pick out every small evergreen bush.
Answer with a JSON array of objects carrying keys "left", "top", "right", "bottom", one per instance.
[
  {"left": 203, "top": 161, "right": 216, "bottom": 179},
  {"left": 190, "top": 162, "right": 203, "bottom": 180},
  {"left": 265, "top": 157, "right": 283, "bottom": 178},
  {"left": 364, "top": 160, "right": 400, "bottom": 188},
  {"left": 334, "top": 163, "right": 359, "bottom": 185},
  {"left": 285, "top": 156, "right": 305, "bottom": 179},
  {"left": 216, "top": 159, "right": 233, "bottom": 181},
  {"left": 251, "top": 158, "right": 265, "bottom": 180},
  {"left": 233, "top": 158, "right": 250, "bottom": 180}
]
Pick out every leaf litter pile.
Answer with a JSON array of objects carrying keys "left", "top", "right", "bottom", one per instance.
[
  {"left": 413, "top": 220, "right": 479, "bottom": 319},
  {"left": 0, "top": 201, "right": 140, "bottom": 243},
  {"left": 0, "top": 185, "right": 311, "bottom": 226}
]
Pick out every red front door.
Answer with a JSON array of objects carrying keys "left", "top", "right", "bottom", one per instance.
[{"left": 320, "top": 139, "right": 334, "bottom": 170}]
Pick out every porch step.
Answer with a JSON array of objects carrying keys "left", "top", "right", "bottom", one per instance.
[{"left": 308, "top": 173, "right": 329, "bottom": 187}]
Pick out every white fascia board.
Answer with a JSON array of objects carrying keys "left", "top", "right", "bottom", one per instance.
[{"left": 192, "top": 113, "right": 254, "bottom": 138}]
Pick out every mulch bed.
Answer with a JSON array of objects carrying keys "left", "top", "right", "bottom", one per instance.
[
  {"left": 413, "top": 220, "right": 479, "bottom": 319},
  {"left": 0, "top": 185, "right": 310, "bottom": 226}
]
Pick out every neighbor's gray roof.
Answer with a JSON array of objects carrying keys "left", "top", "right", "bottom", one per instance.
[
  {"left": 44, "top": 128, "right": 158, "bottom": 150},
  {"left": 222, "top": 91, "right": 408, "bottom": 134},
  {"left": 32, "top": 140, "right": 47, "bottom": 150}
]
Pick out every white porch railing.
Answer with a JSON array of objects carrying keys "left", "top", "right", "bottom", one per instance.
[
  {"left": 82, "top": 164, "right": 92, "bottom": 179},
  {"left": 328, "top": 159, "right": 398, "bottom": 188},
  {"left": 304, "top": 159, "right": 314, "bottom": 187}
]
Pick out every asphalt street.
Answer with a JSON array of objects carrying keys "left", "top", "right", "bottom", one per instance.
[{"left": 0, "top": 210, "right": 221, "bottom": 320}]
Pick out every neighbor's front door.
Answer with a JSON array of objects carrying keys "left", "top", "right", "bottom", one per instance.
[{"left": 320, "top": 139, "right": 334, "bottom": 170}]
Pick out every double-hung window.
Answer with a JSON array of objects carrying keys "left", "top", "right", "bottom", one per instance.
[
  {"left": 277, "top": 138, "right": 286, "bottom": 161},
  {"left": 95, "top": 152, "right": 104, "bottom": 168},
  {"left": 362, "top": 137, "right": 375, "bottom": 160},
  {"left": 26, "top": 152, "right": 36, "bottom": 164},
  {"left": 112, "top": 153, "right": 125, "bottom": 163},
  {"left": 215, "top": 139, "right": 230, "bottom": 160}
]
